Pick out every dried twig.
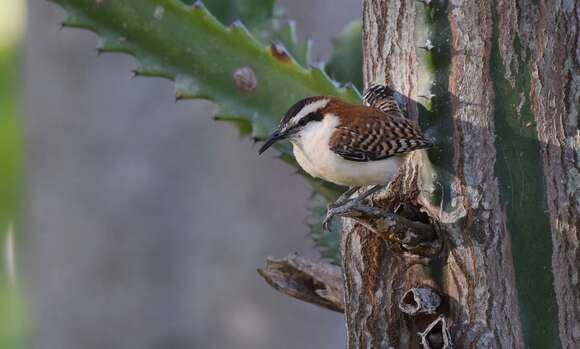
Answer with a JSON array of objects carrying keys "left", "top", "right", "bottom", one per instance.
[{"left": 257, "top": 253, "right": 344, "bottom": 312}]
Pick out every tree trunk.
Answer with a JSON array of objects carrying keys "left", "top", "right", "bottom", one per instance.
[{"left": 340, "top": 0, "right": 579, "bottom": 348}]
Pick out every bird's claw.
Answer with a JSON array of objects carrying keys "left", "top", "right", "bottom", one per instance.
[
  {"left": 323, "top": 201, "right": 383, "bottom": 231},
  {"left": 322, "top": 208, "right": 336, "bottom": 231},
  {"left": 322, "top": 184, "right": 386, "bottom": 231},
  {"left": 322, "top": 199, "right": 359, "bottom": 231}
]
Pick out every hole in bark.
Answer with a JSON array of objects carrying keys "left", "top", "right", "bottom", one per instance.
[
  {"left": 419, "top": 316, "right": 453, "bottom": 349},
  {"left": 399, "top": 287, "right": 441, "bottom": 316},
  {"left": 379, "top": 202, "right": 442, "bottom": 258},
  {"left": 402, "top": 289, "right": 419, "bottom": 308},
  {"left": 395, "top": 203, "right": 431, "bottom": 225}
]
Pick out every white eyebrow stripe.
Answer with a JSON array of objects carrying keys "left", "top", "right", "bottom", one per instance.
[{"left": 289, "top": 98, "right": 330, "bottom": 126}]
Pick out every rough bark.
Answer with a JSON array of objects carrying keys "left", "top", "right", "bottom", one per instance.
[
  {"left": 340, "top": 1, "right": 432, "bottom": 348},
  {"left": 494, "top": 1, "right": 579, "bottom": 347},
  {"left": 510, "top": 1, "right": 579, "bottom": 347},
  {"left": 362, "top": 0, "right": 419, "bottom": 118},
  {"left": 443, "top": 1, "right": 524, "bottom": 347},
  {"left": 341, "top": 0, "right": 526, "bottom": 347}
]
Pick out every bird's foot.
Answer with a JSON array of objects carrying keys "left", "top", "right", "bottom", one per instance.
[
  {"left": 323, "top": 200, "right": 351, "bottom": 231},
  {"left": 322, "top": 199, "right": 385, "bottom": 231},
  {"left": 322, "top": 184, "right": 385, "bottom": 231},
  {"left": 327, "top": 186, "right": 360, "bottom": 210}
]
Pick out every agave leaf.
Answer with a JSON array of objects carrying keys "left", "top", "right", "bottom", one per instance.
[
  {"left": 203, "top": 0, "right": 278, "bottom": 30},
  {"left": 53, "top": 0, "right": 360, "bottom": 139},
  {"left": 188, "top": 0, "right": 310, "bottom": 66},
  {"left": 51, "top": 0, "right": 359, "bottom": 262}
]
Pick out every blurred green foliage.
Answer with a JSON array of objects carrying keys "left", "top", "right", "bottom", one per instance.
[
  {"left": 325, "top": 21, "right": 363, "bottom": 91},
  {"left": 0, "top": 33, "right": 26, "bottom": 349},
  {"left": 0, "top": 50, "right": 23, "bottom": 240}
]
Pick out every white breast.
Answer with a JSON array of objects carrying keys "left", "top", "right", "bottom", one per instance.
[{"left": 292, "top": 115, "right": 404, "bottom": 187}]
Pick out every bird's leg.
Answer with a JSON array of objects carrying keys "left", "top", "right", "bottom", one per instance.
[
  {"left": 323, "top": 184, "right": 385, "bottom": 231},
  {"left": 328, "top": 186, "right": 360, "bottom": 209},
  {"left": 352, "top": 184, "right": 384, "bottom": 202}
]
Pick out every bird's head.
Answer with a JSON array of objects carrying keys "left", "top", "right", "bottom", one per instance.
[{"left": 258, "top": 96, "right": 331, "bottom": 154}]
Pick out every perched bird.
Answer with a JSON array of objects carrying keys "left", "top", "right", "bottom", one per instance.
[{"left": 258, "top": 84, "right": 433, "bottom": 229}]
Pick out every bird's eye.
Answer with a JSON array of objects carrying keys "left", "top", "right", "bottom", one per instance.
[{"left": 296, "top": 112, "right": 317, "bottom": 126}]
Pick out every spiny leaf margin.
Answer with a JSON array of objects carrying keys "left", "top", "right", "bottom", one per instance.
[
  {"left": 201, "top": 0, "right": 311, "bottom": 66},
  {"left": 55, "top": 0, "right": 360, "bottom": 140},
  {"left": 51, "top": 0, "right": 354, "bottom": 263}
]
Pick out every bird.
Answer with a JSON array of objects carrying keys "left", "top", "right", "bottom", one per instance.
[{"left": 258, "top": 84, "right": 433, "bottom": 229}]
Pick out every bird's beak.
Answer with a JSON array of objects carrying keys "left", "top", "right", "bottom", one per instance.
[{"left": 258, "top": 130, "right": 285, "bottom": 155}]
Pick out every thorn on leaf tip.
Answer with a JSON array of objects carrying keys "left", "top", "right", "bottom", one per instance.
[
  {"left": 230, "top": 19, "right": 243, "bottom": 28},
  {"left": 419, "top": 40, "right": 435, "bottom": 51},
  {"left": 174, "top": 91, "right": 187, "bottom": 102},
  {"left": 270, "top": 42, "right": 291, "bottom": 62}
]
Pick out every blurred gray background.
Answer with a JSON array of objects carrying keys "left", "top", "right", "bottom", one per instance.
[{"left": 25, "top": 1, "right": 359, "bottom": 348}]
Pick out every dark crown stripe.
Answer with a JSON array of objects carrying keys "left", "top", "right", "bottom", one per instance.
[{"left": 281, "top": 96, "right": 323, "bottom": 125}]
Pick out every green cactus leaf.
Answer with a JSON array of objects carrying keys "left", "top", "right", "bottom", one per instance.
[
  {"left": 202, "top": 0, "right": 278, "bottom": 30},
  {"left": 267, "top": 20, "right": 311, "bottom": 67},
  {"left": 186, "top": 0, "right": 310, "bottom": 66},
  {"left": 325, "top": 20, "right": 363, "bottom": 91},
  {"left": 52, "top": 0, "right": 360, "bottom": 140},
  {"left": 49, "top": 0, "right": 360, "bottom": 262}
]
